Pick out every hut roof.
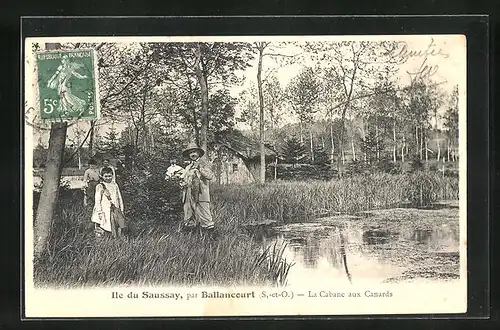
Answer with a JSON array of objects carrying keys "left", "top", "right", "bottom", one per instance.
[{"left": 215, "top": 132, "right": 276, "bottom": 160}]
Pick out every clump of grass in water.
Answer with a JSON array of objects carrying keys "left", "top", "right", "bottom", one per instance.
[
  {"left": 403, "top": 171, "right": 456, "bottom": 207},
  {"left": 255, "top": 240, "right": 294, "bottom": 287}
]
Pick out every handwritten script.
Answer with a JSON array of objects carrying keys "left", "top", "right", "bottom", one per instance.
[{"left": 392, "top": 38, "right": 450, "bottom": 84}]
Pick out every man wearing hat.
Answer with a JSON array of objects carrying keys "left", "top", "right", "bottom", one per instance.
[{"left": 179, "top": 142, "right": 215, "bottom": 235}]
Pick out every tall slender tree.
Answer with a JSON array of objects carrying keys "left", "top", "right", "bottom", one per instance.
[
  {"left": 251, "top": 41, "right": 298, "bottom": 183},
  {"left": 33, "top": 43, "right": 68, "bottom": 258}
]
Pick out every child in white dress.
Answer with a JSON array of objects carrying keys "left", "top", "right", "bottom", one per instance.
[{"left": 91, "top": 167, "right": 125, "bottom": 238}]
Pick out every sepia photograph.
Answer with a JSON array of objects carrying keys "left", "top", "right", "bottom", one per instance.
[{"left": 23, "top": 34, "right": 467, "bottom": 317}]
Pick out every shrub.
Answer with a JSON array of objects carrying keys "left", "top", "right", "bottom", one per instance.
[
  {"left": 118, "top": 149, "right": 185, "bottom": 223},
  {"left": 409, "top": 155, "right": 424, "bottom": 172},
  {"left": 428, "top": 162, "right": 438, "bottom": 172},
  {"left": 375, "top": 158, "right": 401, "bottom": 174},
  {"left": 120, "top": 168, "right": 183, "bottom": 224},
  {"left": 346, "top": 160, "right": 370, "bottom": 176}
]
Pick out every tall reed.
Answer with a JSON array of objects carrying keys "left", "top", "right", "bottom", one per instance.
[
  {"left": 33, "top": 191, "right": 292, "bottom": 288},
  {"left": 211, "top": 172, "right": 459, "bottom": 224}
]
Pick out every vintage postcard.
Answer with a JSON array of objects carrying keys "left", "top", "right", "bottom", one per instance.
[{"left": 23, "top": 34, "right": 467, "bottom": 318}]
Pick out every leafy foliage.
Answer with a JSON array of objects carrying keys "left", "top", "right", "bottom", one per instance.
[
  {"left": 409, "top": 154, "right": 425, "bottom": 172},
  {"left": 286, "top": 67, "right": 322, "bottom": 124},
  {"left": 118, "top": 134, "right": 186, "bottom": 220}
]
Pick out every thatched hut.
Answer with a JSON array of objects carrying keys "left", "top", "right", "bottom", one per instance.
[{"left": 211, "top": 133, "right": 276, "bottom": 185}]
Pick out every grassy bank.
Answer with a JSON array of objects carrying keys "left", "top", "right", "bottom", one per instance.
[{"left": 33, "top": 191, "right": 291, "bottom": 288}]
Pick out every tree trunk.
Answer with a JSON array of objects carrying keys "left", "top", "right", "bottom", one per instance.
[
  {"left": 299, "top": 120, "right": 304, "bottom": 144},
  {"left": 415, "top": 126, "right": 419, "bottom": 157},
  {"left": 419, "top": 125, "right": 424, "bottom": 160},
  {"left": 338, "top": 113, "right": 346, "bottom": 174},
  {"left": 88, "top": 120, "right": 95, "bottom": 157},
  {"left": 274, "top": 155, "right": 278, "bottom": 180},
  {"left": 140, "top": 89, "right": 148, "bottom": 152},
  {"left": 194, "top": 43, "right": 209, "bottom": 151},
  {"left": 150, "top": 127, "right": 155, "bottom": 150},
  {"left": 401, "top": 135, "right": 406, "bottom": 163},
  {"left": 34, "top": 122, "right": 67, "bottom": 259},
  {"left": 134, "top": 128, "right": 140, "bottom": 170},
  {"left": 437, "top": 137, "right": 441, "bottom": 162},
  {"left": 309, "top": 130, "right": 314, "bottom": 163},
  {"left": 425, "top": 139, "right": 429, "bottom": 161},
  {"left": 321, "top": 135, "right": 325, "bottom": 148},
  {"left": 77, "top": 148, "right": 81, "bottom": 169},
  {"left": 330, "top": 119, "right": 335, "bottom": 164},
  {"left": 351, "top": 139, "right": 356, "bottom": 162},
  {"left": 187, "top": 78, "right": 200, "bottom": 146},
  {"left": 256, "top": 44, "right": 266, "bottom": 184},
  {"left": 361, "top": 121, "right": 367, "bottom": 162},
  {"left": 447, "top": 139, "right": 450, "bottom": 162},
  {"left": 76, "top": 124, "right": 82, "bottom": 169},
  {"left": 393, "top": 119, "right": 397, "bottom": 162},
  {"left": 375, "top": 121, "right": 380, "bottom": 161},
  {"left": 337, "top": 57, "right": 358, "bottom": 178},
  {"left": 34, "top": 42, "right": 69, "bottom": 259}
]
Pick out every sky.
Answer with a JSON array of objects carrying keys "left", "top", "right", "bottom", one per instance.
[{"left": 26, "top": 35, "right": 466, "bottom": 147}]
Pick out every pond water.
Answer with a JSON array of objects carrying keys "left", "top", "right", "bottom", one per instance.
[
  {"left": 33, "top": 176, "right": 85, "bottom": 191},
  {"left": 262, "top": 201, "right": 461, "bottom": 287}
]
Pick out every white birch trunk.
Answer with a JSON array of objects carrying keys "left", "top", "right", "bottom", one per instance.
[
  {"left": 310, "top": 130, "right": 314, "bottom": 163},
  {"left": 351, "top": 139, "right": 356, "bottom": 161},
  {"left": 393, "top": 119, "right": 397, "bottom": 162}
]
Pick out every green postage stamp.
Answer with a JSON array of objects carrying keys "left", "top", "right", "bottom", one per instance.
[{"left": 36, "top": 49, "right": 99, "bottom": 121}]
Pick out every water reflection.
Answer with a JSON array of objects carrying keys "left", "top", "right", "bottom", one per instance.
[
  {"left": 338, "top": 228, "right": 352, "bottom": 283},
  {"left": 267, "top": 207, "right": 460, "bottom": 285},
  {"left": 302, "top": 235, "right": 320, "bottom": 268},
  {"left": 411, "top": 229, "right": 432, "bottom": 244},
  {"left": 362, "top": 230, "right": 399, "bottom": 245}
]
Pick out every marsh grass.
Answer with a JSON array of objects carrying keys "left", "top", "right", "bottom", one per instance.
[
  {"left": 256, "top": 240, "right": 295, "bottom": 287},
  {"left": 33, "top": 172, "right": 457, "bottom": 288},
  {"left": 33, "top": 191, "right": 292, "bottom": 288},
  {"left": 211, "top": 172, "right": 459, "bottom": 224}
]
